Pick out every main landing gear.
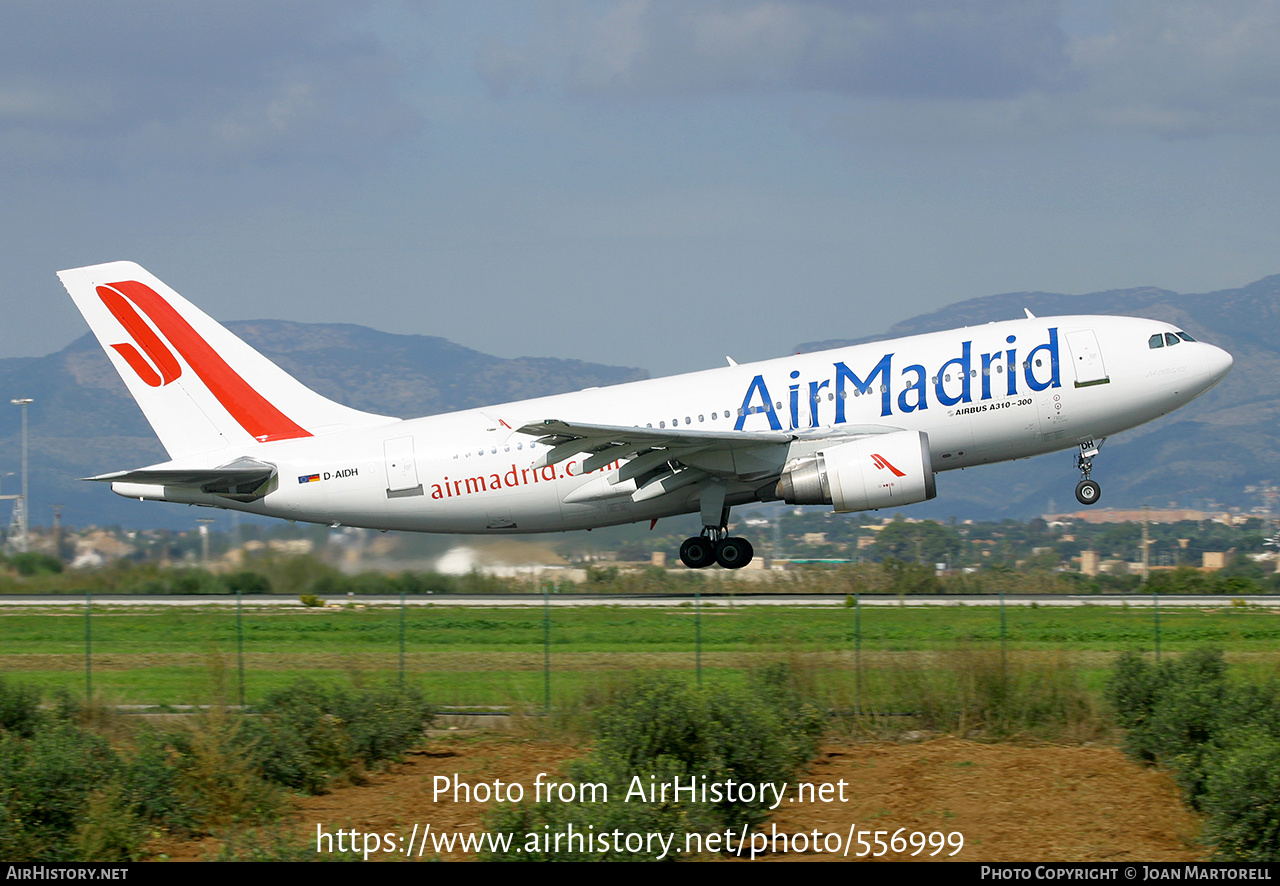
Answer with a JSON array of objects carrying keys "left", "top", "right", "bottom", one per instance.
[
  {"left": 679, "top": 529, "right": 754, "bottom": 570},
  {"left": 1075, "top": 439, "right": 1103, "bottom": 506},
  {"left": 679, "top": 486, "right": 755, "bottom": 569}
]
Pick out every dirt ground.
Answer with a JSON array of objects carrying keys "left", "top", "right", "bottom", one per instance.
[{"left": 153, "top": 731, "right": 1206, "bottom": 862}]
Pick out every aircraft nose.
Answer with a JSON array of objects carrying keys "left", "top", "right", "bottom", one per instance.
[{"left": 1203, "top": 344, "right": 1233, "bottom": 387}]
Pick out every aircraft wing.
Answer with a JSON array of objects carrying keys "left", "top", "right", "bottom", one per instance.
[{"left": 516, "top": 418, "right": 900, "bottom": 502}]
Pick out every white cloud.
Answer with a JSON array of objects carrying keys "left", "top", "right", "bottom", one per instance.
[
  {"left": 0, "top": 1, "right": 424, "bottom": 172},
  {"left": 477, "top": 0, "right": 1280, "bottom": 138},
  {"left": 1070, "top": 0, "right": 1280, "bottom": 135}
]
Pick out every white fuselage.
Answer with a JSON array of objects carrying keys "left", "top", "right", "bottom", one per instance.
[{"left": 114, "top": 314, "right": 1231, "bottom": 533}]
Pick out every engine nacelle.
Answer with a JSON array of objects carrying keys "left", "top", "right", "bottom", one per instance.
[{"left": 775, "top": 430, "right": 936, "bottom": 512}]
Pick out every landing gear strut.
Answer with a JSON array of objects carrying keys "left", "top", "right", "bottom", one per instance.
[
  {"left": 1075, "top": 439, "right": 1102, "bottom": 506},
  {"left": 679, "top": 498, "right": 754, "bottom": 570}
]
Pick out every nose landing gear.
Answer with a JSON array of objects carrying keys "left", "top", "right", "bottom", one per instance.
[{"left": 1075, "top": 439, "right": 1103, "bottom": 505}]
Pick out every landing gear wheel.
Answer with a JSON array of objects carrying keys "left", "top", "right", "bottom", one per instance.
[
  {"left": 715, "top": 537, "right": 754, "bottom": 570},
  {"left": 679, "top": 536, "right": 717, "bottom": 569},
  {"left": 1075, "top": 479, "right": 1101, "bottom": 506}
]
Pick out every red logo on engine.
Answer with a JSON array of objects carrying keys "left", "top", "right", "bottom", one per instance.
[{"left": 871, "top": 453, "right": 906, "bottom": 477}]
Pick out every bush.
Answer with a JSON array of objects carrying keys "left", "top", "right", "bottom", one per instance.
[
  {"left": 0, "top": 722, "right": 123, "bottom": 861},
  {"left": 9, "top": 553, "right": 64, "bottom": 576},
  {"left": 1108, "top": 648, "right": 1229, "bottom": 804},
  {"left": 0, "top": 677, "right": 43, "bottom": 738},
  {"left": 222, "top": 570, "right": 272, "bottom": 594},
  {"left": 248, "top": 680, "right": 433, "bottom": 793},
  {"left": 484, "top": 665, "right": 827, "bottom": 860},
  {"left": 0, "top": 677, "right": 434, "bottom": 860},
  {"left": 1109, "top": 649, "right": 1280, "bottom": 860},
  {"left": 1201, "top": 728, "right": 1280, "bottom": 861}
]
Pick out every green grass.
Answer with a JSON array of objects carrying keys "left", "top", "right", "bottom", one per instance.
[{"left": 1, "top": 602, "right": 1277, "bottom": 707}]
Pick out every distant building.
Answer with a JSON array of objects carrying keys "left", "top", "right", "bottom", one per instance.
[{"left": 1045, "top": 508, "right": 1225, "bottom": 525}]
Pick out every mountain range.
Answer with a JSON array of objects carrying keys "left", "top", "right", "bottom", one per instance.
[{"left": 1, "top": 275, "right": 1271, "bottom": 531}]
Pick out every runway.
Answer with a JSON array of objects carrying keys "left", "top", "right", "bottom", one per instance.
[{"left": 0, "top": 593, "right": 1274, "bottom": 608}]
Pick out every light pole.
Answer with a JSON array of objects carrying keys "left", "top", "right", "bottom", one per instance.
[
  {"left": 196, "top": 517, "right": 215, "bottom": 566},
  {"left": 10, "top": 399, "right": 31, "bottom": 553}
]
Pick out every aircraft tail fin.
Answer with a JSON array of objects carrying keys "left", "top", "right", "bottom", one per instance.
[{"left": 58, "top": 261, "right": 396, "bottom": 459}]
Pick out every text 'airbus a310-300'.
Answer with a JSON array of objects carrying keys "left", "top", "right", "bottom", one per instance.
[{"left": 59, "top": 262, "right": 1232, "bottom": 569}]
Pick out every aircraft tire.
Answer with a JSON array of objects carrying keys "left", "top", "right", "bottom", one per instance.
[
  {"left": 680, "top": 536, "right": 717, "bottom": 569},
  {"left": 1075, "top": 479, "right": 1101, "bottom": 506},
  {"left": 715, "top": 537, "right": 754, "bottom": 570}
]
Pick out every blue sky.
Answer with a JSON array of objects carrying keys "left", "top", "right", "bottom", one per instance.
[{"left": 5, "top": 0, "right": 1280, "bottom": 377}]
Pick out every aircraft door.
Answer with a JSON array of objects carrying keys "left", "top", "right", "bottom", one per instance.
[
  {"left": 1065, "top": 329, "right": 1109, "bottom": 387},
  {"left": 384, "top": 436, "right": 423, "bottom": 498}
]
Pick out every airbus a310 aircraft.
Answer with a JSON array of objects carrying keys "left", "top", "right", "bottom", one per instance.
[{"left": 59, "top": 262, "right": 1232, "bottom": 569}]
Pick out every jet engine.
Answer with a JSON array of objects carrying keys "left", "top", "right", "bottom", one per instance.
[{"left": 775, "top": 430, "right": 936, "bottom": 512}]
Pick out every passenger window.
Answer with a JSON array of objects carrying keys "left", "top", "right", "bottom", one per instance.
[
  {"left": 1165, "top": 333, "right": 1180, "bottom": 347},
  {"left": 1149, "top": 334, "right": 1164, "bottom": 349}
]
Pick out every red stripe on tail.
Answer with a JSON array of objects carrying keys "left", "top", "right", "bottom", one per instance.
[
  {"left": 98, "top": 281, "right": 312, "bottom": 443},
  {"left": 98, "top": 288, "right": 182, "bottom": 386}
]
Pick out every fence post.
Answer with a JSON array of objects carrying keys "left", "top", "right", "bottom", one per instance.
[
  {"left": 399, "top": 590, "right": 406, "bottom": 688},
  {"left": 84, "top": 589, "right": 92, "bottom": 702},
  {"left": 695, "top": 588, "right": 702, "bottom": 687},
  {"left": 1153, "top": 592, "right": 1161, "bottom": 661},
  {"left": 1000, "top": 591, "right": 1007, "bottom": 676},
  {"left": 543, "top": 581, "right": 552, "bottom": 715},
  {"left": 236, "top": 589, "right": 246, "bottom": 707},
  {"left": 855, "top": 592, "right": 862, "bottom": 714}
]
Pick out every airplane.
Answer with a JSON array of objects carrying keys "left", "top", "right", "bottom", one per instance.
[{"left": 58, "top": 261, "right": 1233, "bottom": 570}]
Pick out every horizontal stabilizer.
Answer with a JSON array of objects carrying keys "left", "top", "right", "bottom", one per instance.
[{"left": 87, "top": 457, "right": 277, "bottom": 501}]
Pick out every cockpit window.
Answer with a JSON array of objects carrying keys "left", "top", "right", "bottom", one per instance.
[
  {"left": 1165, "top": 332, "right": 1181, "bottom": 347},
  {"left": 1177, "top": 331, "right": 1196, "bottom": 342},
  {"left": 1149, "top": 334, "right": 1165, "bottom": 349}
]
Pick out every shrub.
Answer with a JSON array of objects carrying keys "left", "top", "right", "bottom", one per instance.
[
  {"left": 162, "top": 708, "right": 282, "bottom": 832},
  {"left": 1109, "top": 649, "right": 1280, "bottom": 860},
  {"left": 0, "top": 677, "right": 43, "bottom": 738},
  {"left": 71, "top": 782, "right": 147, "bottom": 862},
  {"left": 1108, "top": 648, "right": 1229, "bottom": 804},
  {"left": 1201, "top": 728, "right": 1280, "bottom": 861},
  {"left": 0, "top": 722, "right": 123, "bottom": 861},
  {"left": 248, "top": 680, "right": 433, "bottom": 793},
  {"left": 223, "top": 570, "right": 272, "bottom": 594},
  {"left": 484, "top": 665, "right": 827, "bottom": 860},
  {"left": 9, "top": 553, "right": 64, "bottom": 576}
]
